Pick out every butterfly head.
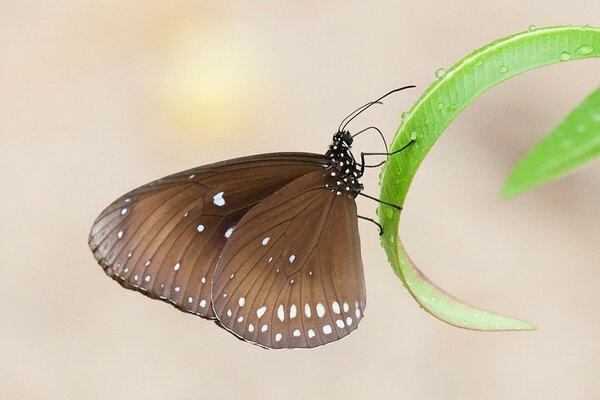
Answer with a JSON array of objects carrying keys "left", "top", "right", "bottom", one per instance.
[{"left": 332, "top": 130, "right": 354, "bottom": 147}]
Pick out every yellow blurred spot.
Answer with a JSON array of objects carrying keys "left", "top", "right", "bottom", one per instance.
[{"left": 156, "top": 24, "right": 267, "bottom": 140}]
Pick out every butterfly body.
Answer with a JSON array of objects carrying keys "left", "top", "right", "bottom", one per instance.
[
  {"left": 89, "top": 86, "right": 418, "bottom": 349},
  {"left": 324, "top": 131, "right": 364, "bottom": 198}
]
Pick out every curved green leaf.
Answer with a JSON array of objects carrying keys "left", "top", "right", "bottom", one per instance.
[
  {"left": 503, "top": 85, "right": 600, "bottom": 197},
  {"left": 379, "top": 25, "right": 600, "bottom": 330}
]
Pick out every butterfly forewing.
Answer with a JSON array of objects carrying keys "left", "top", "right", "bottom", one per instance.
[
  {"left": 89, "top": 153, "right": 328, "bottom": 318},
  {"left": 212, "top": 170, "right": 366, "bottom": 349}
]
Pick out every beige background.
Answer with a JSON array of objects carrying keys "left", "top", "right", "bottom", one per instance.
[{"left": 1, "top": 1, "right": 599, "bottom": 399}]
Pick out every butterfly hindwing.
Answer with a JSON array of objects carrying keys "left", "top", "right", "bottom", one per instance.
[
  {"left": 89, "top": 153, "right": 328, "bottom": 318},
  {"left": 212, "top": 170, "right": 366, "bottom": 348}
]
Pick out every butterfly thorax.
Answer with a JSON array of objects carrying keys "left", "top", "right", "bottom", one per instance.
[{"left": 324, "top": 131, "right": 364, "bottom": 198}]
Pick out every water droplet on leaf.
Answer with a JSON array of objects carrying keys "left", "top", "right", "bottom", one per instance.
[
  {"left": 528, "top": 25, "right": 537, "bottom": 31},
  {"left": 434, "top": 68, "right": 446, "bottom": 79},
  {"left": 559, "top": 51, "right": 571, "bottom": 61},
  {"left": 575, "top": 45, "right": 594, "bottom": 55},
  {"left": 499, "top": 65, "right": 509, "bottom": 73}
]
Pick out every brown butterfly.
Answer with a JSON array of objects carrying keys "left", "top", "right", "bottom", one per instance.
[{"left": 89, "top": 86, "right": 415, "bottom": 349}]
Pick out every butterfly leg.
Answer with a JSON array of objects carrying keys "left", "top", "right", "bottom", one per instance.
[
  {"left": 358, "top": 138, "right": 415, "bottom": 173},
  {"left": 358, "top": 215, "right": 384, "bottom": 235},
  {"left": 357, "top": 192, "right": 402, "bottom": 211}
]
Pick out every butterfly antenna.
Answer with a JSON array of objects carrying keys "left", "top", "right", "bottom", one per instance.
[
  {"left": 337, "top": 101, "right": 383, "bottom": 133},
  {"left": 351, "top": 126, "right": 389, "bottom": 154},
  {"left": 339, "top": 85, "right": 416, "bottom": 132}
]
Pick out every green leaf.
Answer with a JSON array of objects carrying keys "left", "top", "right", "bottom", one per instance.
[
  {"left": 503, "top": 85, "right": 600, "bottom": 197},
  {"left": 379, "top": 25, "right": 600, "bottom": 331}
]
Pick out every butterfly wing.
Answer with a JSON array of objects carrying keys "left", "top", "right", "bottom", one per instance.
[
  {"left": 212, "top": 170, "right": 366, "bottom": 348},
  {"left": 89, "top": 153, "right": 329, "bottom": 319}
]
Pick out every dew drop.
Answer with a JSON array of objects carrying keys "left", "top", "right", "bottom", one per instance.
[
  {"left": 434, "top": 67, "right": 446, "bottom": 79},
  {"left": 498, "top": 65, "right": 509, "bottom": 74},
  {"left": 475, "top": 60, "right": 484, "bottom": 67},
  {"left": 559, "top": 51, "right": 571, "bottom": 61},
  {"left": 575, "top": 45, "right": 594, "bottom": 55},
  {"left": 400, "top": 111, "right": 408, "bottom": 121},
  {"left": 436, "top": 102, "right": 445, "bottom": 111},
  {"left": 447, "top": 103, "right": 460, "bottom": 112},
  {"left": 561, "top": 139, "right": 573, "bottom": 149},
  {"left": 528, "top": 24, "right": 537, "bottom": 31},
  {"left": 410, "top": 131, "right": 417, "bottom": 141}
]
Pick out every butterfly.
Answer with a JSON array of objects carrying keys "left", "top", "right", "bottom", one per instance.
[{"left": 88, "top": 86, "right": 415, "bottom": 349}]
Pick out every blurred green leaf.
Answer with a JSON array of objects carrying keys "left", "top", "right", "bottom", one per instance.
[
  {"left": 379, "top": 25, "right": 600, "bottom": 331},
  {"left": 503, "top": 86, "right": 600, "bottom": 198}
]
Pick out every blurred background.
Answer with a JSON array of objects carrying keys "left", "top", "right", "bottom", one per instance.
[{"left": 1, "top": 1, "right": 599, "bottom": 399}]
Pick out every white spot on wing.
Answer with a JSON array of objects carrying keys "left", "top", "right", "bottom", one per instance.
[
  {"left": 275, "top": 333, "right": 282, "bottom": 342},
  {"left": 257, "top": 306, "right": 267, "bottom": 318},
  {"left": 174, "top": 287, "right": 180, "bottom": 292},
  {"left": 289, "top": 304, "right": 297, "bottom": 319},
  {"left": 316, "top": 303, "right": 326, "bottom": 318},
  {"left": 288, "top": 255, "right": 296, "bottom": 263},
  {"left": 293, "top": 329, "right": 301, "bottom": 337},
  {"left": 117, "top": 231, "right": 123, "bottom": 239},
  {"left": 308, "top": 329, "right": 316, "bottom": 338},
  {"left": 201, "top": 277, "right": 206, "bottom": 284},
  {"left": 343, "top": 302, "right": 350, "bottom": 312},
  {"left": 346, "top": 317, "right": 353, "bottom": 325},
  {"left": 144, "top": 275, "right": 151, "bottom": 282},
  {"left": 277, "top": 304, "right": 285, "bottom": 322},
  {"left": 261, "top": 324, "right": 268, "bottom": 333},
  {"left": 262, "top": 237, "right": 270, "bottom": 245},
  {"left": 174, "top": 262, "right": 180, "bottom": 271},
  {"left": 248, "top": 324, "right": 254, "bottom": 333},
  {"left": 121, "top": 208, "right": 128, "bottom": 215},
  {"left": 199, "top": 299, "right": 207, "bottom": 307},
  {"left": 332, "top": 301, "right": 341, "bottom": 314},
  {"left": 304, "top": 304, "right": 312, "bottom": 318},
  {"left": 238, "top": 297, "right": 245, "bottom": 307},
  {"left": 323, "top": 325, "right": 332, "bottom": 334},
  {"left": 197, "top": 224, "right": 205, "bottom": 233},
  {"left": 237, "top": 316, "right": 243, "bottom": 323},
  {"left": 224, "top": 227, "right": 234, "bottom": 238},
  {"left": 212, "top": 191, "right": 225, "bottom": 206},
  {"left": 227, "top": 309, "right": 232, "bottom": 317},
  {"left": 336, "top": 319, "right": 345, "bottom": 328}
]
